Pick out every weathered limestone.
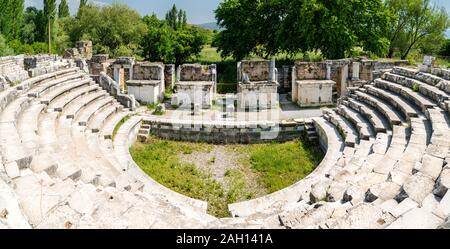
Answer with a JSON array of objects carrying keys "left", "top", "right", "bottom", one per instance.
[
  {"left": 64, "top": 41, "right": 93, "bottom": 60},
  {"left": 237, "top": 60, "right": 279, "bottom": 110},
  {"left": 291, "top": 61, "right": 336, "bottom": 107},
  {"left": 173, "top": 64, "right": 217, "bottom": 109},
  {"left": 387, "top": 208, "right": 443, "bottom": 229},
  {"left": 126, "top": 62, "right": 165, "bottom": 104}
]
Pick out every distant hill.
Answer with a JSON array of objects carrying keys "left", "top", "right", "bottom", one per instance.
[{"left": 197, "top": 22, "right": 222, "bottom": 31}]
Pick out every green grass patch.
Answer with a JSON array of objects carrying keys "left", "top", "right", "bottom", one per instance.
[
  {"left": 112, "top": 115, "right": 130, "bottom": 141},
  {"left": 130, "top": 137, "right": 324, "bottom": 217},
  {"left": 246, "top": 140, "right": 323, "bottom": 193},
  {"left": 129, "top": 139, "right": 230, "bottom": 217}
]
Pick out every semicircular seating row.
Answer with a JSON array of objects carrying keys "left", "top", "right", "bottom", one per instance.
[
  {"left": 0, "top": 65, "right": 216, "bottom": 228},
  {"left": 1, "top": 63, "right": 449, "bottom": 229},
  {"left": 220, "top": 66, "right": 450, "bottom": 229}
]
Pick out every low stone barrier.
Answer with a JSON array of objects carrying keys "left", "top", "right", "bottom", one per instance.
[{"left": 142, "top": 117, "right": 309, "bottom": 144}]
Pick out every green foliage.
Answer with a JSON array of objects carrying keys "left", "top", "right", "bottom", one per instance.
[
  {"left": 0, "top": 34, "right": 14, "bottom": 56},
  {"left": 440, "top": 39, "right": 450, "bottom": 57},
  {"left": 112, "top": 115, "right": 130, "bottom": 141},
  {"left": 214, "top": 0, "right": 390, "bottom": 60},
  {"left": 412, "top": 83, "right": 420, "bottom": 92},
  {"left": 244, "top": 140, "right": 323, "bottom": 193},
  {"left": 68, "top": 3, "right": 147, "bottom": 58},
  {"left": 0, "top": 0, "right": 25, "bottom": 40},
  {"left": 165, "top": 4, "right": 187, "bottom": 30},
  {"left": 130, "top": 140, "right": 228, "bottom": 217},
  {"left": 130, "top": 137, "right": 324, "bottom": 217},
  {"left": 58, "top": 0, "right": 70, "bottom": 18},
  {"left": 141, "top": 12, "right": 207, "bottom": 64},
  {"left": 386, "top": 0, "right": 450, "bottom": 59}
]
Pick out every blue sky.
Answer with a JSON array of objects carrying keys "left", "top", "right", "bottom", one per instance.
[
  {"left": 25, "top": 0, "right": 222, "bottom": 24},
  {"left": 25, "top": 0, "right": 450, "bottom": 26}
]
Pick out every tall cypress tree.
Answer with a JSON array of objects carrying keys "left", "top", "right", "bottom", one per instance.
[
  {"left": 78, "top": 0, "right": 88, "bottom": 16},
  {"left": 165, "top": 4, "right": 178, "bottom": 30},
  {"left": 182, "top": 11, "right": 187, "bottom": 29},
  {"left": 58, "top": 0, "right": 70, "bottom": 18},
  {"left": 43, "top": 0, "right": 56, "bottom": 50}
]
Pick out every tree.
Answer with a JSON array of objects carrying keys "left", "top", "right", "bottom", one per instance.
[
  {"left": 142, "top": 14, "right": 206, "bottom": 64},
  {"left": 386, "top": 0, "right": 450, "bottom": 59},
  {"left": 165, "top": 4, "right": 178, "bottom": 30},
  {"left": 78, "top": 0, "right": 88, "bottom": 17},
  {"left": 69, "top": 4, "right": 147, "bottom": 57},
  {"left": 440, "top": 39, "right": 450, "bottom": 57},
  {"left": 214, "top": 0, "right": 284, "bottom": 60},
  {"left": 58, "top": 0, "right": 70, "bottom": 18},
  {"left": 214, "top": 0, "right": 391, "bottom": 60},
  {"left": 0, "top": 33, "right": 14, "bottom": 56},
  {"left": 0, "top": 0, "right": 25, "bottom": 40},
  {"left": 165, "top": 4, "right": 188, "bottom": 31}
]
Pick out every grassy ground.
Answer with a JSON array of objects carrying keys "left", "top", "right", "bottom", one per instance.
[{"left": 130, "top": 137, "right": 324, "bottom": 217}]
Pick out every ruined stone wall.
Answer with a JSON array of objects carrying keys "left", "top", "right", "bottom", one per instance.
[
  {"left": 294, "top": 62, "right": 328, "bottom": 80},
  {"left": 75, "top": 41, "right": 93, "bottom": 59},
  {"left": 239, "top": 60, "right": 271, "bottom": 82},
  {"left": 164, "top": 64, "right": 175, "bottom": 90},
  {"left": 178, "top": 64, "right": 216, "bottom": 82},
  {"left": 132, "top": 62, "right": 163, "bottom": 80},
  {"left": 143, "top": 119, "right": 306, "bottom": 144},
  {"left": 64, "top": 41, "right": 93, "bottom": 60},
  {"left": 88, "top": 54, "right": 112, "bottom": 76},
  {"left": 23, "top": 55, "right": 61, "bottom": 70}
]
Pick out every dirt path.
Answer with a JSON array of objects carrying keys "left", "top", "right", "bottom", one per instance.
[{"left": 180, "top": 145, "right": 239, "bottom": 187}]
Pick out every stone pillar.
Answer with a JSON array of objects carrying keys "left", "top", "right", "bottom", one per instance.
[
  {"left": 269, "top": 58, "right": 276, "bottom": 82},
  {"left": 159, "top": 66, "right": 165, "bottom": 100},
  {"left": 113, "top": 65, "right": 120, "bottom": 85},
  {"left": 176, "top": 65, "right": 181, "bottom": 82},
  {"left": 164, "top": 64, "right": 175, "bottom": 90},
  {"left": 326, "top": 61, "right": 332, "bottom": 80},
  {"left": 352, "top": 62, "right": 360, "bottom": 80},
  {"left": 340, "top": 64, "right": 349, "bottom": 96},
  {"left": 291, "top": 66, "right": 298, "bottom": 103},
  {"left": 237, "top": 61, "right": 242, "bottom": 82}
]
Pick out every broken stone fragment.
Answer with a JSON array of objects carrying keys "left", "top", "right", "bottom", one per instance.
[
  {"left": 309, "top": 179, "right": 331, "bottom": 203},
  {"left": 402, "top": 173, "right": 434, "bottom": 203},
  {"left": 433, "top": 168, "right": 450, "bottom": 198}
]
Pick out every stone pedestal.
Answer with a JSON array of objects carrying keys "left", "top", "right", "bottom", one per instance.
[
  {"left": 294, "top": 80, "right": 335, "bottom": 107},
  {"left": 237, "top": 83, "right": 279, "bottom": 110},
  {"left": 174, "top": 81, "right": 214, "bottom": 109},
  {"left": 126, "top": 80, "right": 162, "bottom": 104}
]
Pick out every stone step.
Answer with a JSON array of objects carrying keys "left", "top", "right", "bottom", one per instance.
[
  {"left": 101, "top": 111, "right": 130, "bottom": 140},
  {"left": 324, "top": 109, "right": 359, "bottom": 147},
  {"left": 37, "top": 112, "right": 83, "bottom": 181},
  {"left": 17, "top": 102, "right": 46, "bottom": 154},
  {"left": 63, "top": 91, "right": 108, "bottom": 119},
  {"left": 375, "top": 78, "right": 436, "bottom": 113},
  {"left": 0, "top": 96, "right": 33, "bottom": 168},
  {"left": 48, "top": 84, "right": 100, "bottom": 112},
  {"left": 76, "top": 97, "right": 116, "bottom": 126},
  {"left": 345, "top": 97, "right": 390, "bottom": 133},
  {"left": 26, "top": 72, "right": 84, "bottom": 98},
  {"left": 39, "top": 79, "right": 92, "bottom": 105},
  {"left": 337, "top": 105, "right": 375, "bottom": 140},
  {"left": 87, "top": 104, "right": 121, "bottom": 133},
  {"left": 364, "top": 85, "right": 419, "bottom": 118}
]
